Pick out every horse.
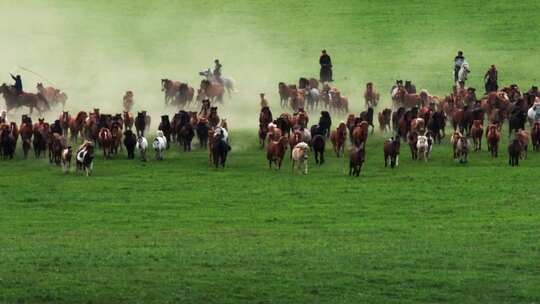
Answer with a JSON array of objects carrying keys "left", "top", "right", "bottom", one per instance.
[
  {"left": 364, "top": 82, "right": 380, "bottom": 108},
  {"left": 0, "top": 83, "right": 50, "bottom": 114},
  {"left": 174, "top": 83, "right": 195, "bottom": 108},
  {"left": 330, "top": 122, "right": 347, "bottom": 157},
  {"left": 360, "top": 107, "right": 375, "bottom": 134},
  {"left": 378, "top": 109, "right": 392, "bottom": 133},
  {"left": 123, "top": 111, "right": 134, "bottom": 130},
  {"left": 349, "top": 145, "right": 365, "bottom": 177},
  {"left": 408, "top": 131, "right": 418, "bottom": 160},
  {"left": 318, "top": 111, "right": 332, "bottom": 138},
  {"left": 486, "top": 124, "right": 500, "bottom": 158},
  {"left": 471, "top": 120, "right": 483, "bottom": 151},
  {"left": 76, "top": 142, "right": 94, "bottom": 176},
  {"left": 457, "top": 61, "right": 470, "bottom": 85},
  {"left": 516, "top": 129, "right": 529, "bottom": 159},
  {"left": 50, "top": 133, "right": 67, "bottom": 165},
  {"left": 68, "top": 111, "right": 87, "bottom": 143},
  {"left": 153, "top": 130, "right": 167, "bottom": 160},
  {"left": 135, "top": 112, "right": 146, "bottom": 136},
  {"left": 197, "top": 76, "right": 224, "bottom": 103},
  {"left": 19, "top": 120, "right": 33, "bottom": 159},
  {"left": 278, "top": 82, "right": 290, "bottom": 108},
  {"left": 394, "top": 86, "right": 420, "bottom": 109},
  {"left": 311, "top": 134, "right": 325, "bottom": 166},
  {"left": 267, "top": 136, "right": 288, "bottom": 170},
  {"left": 383, "top": 137, "right": 400, "bottom": 168},
  {"left": 531, "top": 122, "right": 540, "bottom": 151},
  {"left": 508, "top": 139, "right": 522, "bottom": 166},
  {"left": 456, "top": 136, "right": 469, "bottom": 163},
  {"left": 136, "top": 136, "right": 148, "bottom": 161},
  {"left": 416, "top": 134, "right": 429, "bottom": 162},
  {"left": 123, "top": 129, "right": 137, "bottom": 159},
  {"left": 98, "top": 128, "right": 113, "bottom": 159},
  {"left": 199, "top": 69, "right": 236, "bottom": 98},
  {"left": 110, "top": 124, "right": 122, "bottom": 155},
  {"left": 61, "top": 147, "right": 72, "bottom": 173},
  {"left": 428, "top": 110, "right": 445, "bottom": 144},
  {"left": 291, "top": 142, "right": 309, "bottom": 175},
  {"left": 59, "top": 111, "right": 70, "bottom": 137},
  {"left": 259, "top": 107, "right": 273, "bottom": 147},
  {"left": 352, "top": 121, "right": 369, "bottom": 148},
  {"left": 161, "top": 79, "right": 182, "bottom": 105},
  {"left": 36, "top": 83, "right": 67, "bottom": 109},
  {"left": 122, "top": 91, "right": 134, "bottom": 112},
  {"left": 211, "top": 130, "right": 231, "bottom": 168},
  {"left": 158, "top": 115, "right": 172, "bottom": 149}
]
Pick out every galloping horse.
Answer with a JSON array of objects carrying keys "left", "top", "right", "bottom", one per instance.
[
  {"left": 0, "top": 83, "right": 50, "bottom": 114},
  {"left": 199, "top": 69, "right": 236, "bottom": 97},
  {"left": 37, "top": 83, "right": 67, "bottom": 109},
  {"left": 161, "top": 79, "right": 182, "bottom": 105}
]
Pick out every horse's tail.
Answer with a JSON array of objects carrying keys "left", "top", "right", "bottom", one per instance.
[{"left": 37, "top": 93, "right": 51, "bottom": 111}]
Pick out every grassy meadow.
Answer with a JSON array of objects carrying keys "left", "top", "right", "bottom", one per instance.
[{"left": 1, "top": 0, "right": 540, "bottom": 303}]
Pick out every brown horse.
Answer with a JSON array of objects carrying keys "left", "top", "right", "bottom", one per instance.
[
  {"left": 351, "top": 121, "right": 369, "bottom": 148},
  {"left": 471, "top": 120, "right": 483, "bottom": 151},
  {"left": 161, "top": 79, "right": 182, "bottom": 105},
  {"left": 197, "top": 80, "right": 224, "bottom": 103},
  {"left": 394, "top": 86, "right": 420, "bottom": 109},
  {"left": 378, "top": 108, "right": 392, "bottom": 133},
  {"left": 37, "top": 83, "right": 67, "bottom": 109},
  {"left": 278, "top": 82, "right": 290, "bottom": 108},
  {"left": 59, "top": 111, "right": 70, "bottom": 137},
  {"left": 123, "top": 111, "right": 134, "bottom": 130},
  {"left": 259, "top": 107, "right": 273, "bottom": 147},
  {"left": 68, "top": 111, "right": 87, "bottom": 143},
  {"left": 0, "top": 83, "right": 50, "bottom": 114},
  {"left": 531, "top": 122, "right": 540, "bottom": 152},
  {"left": 20, "top": 121, "right": 33, "bottom": 158},
  {"left": 174, "top": 83, "right": 195, "bottom": 107},
  {"left": 330, "top": 122, "right": 347, "bottom": 157},
  {"left": 266, "top": 136, "right": 288, "bottom": 169},
  {"left": 486, "top": 124, "right": 500, "bottom": 158},
  {"left": 364, "top": 82, "right": 380, "bottom": 108},
  {"left": 98, "top": 128, "right": 113, "bottom": 159}
]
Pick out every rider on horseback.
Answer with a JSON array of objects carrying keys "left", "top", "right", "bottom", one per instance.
[
  {"left": 213, "top": 59, "right": 223, "bottom": 84},
  {"left": 10, "top": 73, "right": 22, "bottom": 94},
  {"left": 319, "top": 50, "right": 333, "bottom": 82},
  {"left": 454, "top": 51, "right": 465, "bottom": 82}
]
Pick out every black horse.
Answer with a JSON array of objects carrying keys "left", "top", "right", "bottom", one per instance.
[{"left": 212, "top": 133, "right": 231, "bottom": 168}]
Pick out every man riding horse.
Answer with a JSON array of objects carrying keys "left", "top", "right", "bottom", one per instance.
[
  {"left": 10, "top": 73, "right": 22, "bottom": 95},
  {"left": 484, "top": 64, "right": 498, "bottom": 93},
  {"left": 213, "top": 59, "right": 223, "bottom": 85},
  {"left": 454, "top": 51, "right": 465, "bottom": 82},
  {"left": 319, "top": 50, "right": 333, "bottom": 82}
]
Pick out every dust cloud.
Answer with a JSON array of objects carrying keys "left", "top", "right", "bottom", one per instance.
[{"left": 0, "top": 1, "right": 309, "bottom": 130}]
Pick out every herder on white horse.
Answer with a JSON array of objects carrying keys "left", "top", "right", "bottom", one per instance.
[{"left": 457, "top": 61, "right": 470, "bottom": 86}]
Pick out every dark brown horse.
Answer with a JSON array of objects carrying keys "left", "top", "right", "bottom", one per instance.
[{"left": 0, "top": 83, "right": 50, "bottom": 114}]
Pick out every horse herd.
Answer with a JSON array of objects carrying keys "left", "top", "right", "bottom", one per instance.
[
  {"left": 0, "top": 105, "right": 231, "bottom": 175},
  {"left": 260, "top": 81, "right": 540, "bottom": 175}
]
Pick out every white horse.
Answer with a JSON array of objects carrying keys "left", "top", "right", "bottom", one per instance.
[
  {"left": 199, "top": 69, "right": 237, "bottom": 97},
  {"left": 457, "top": 61, "right": 470, "bottom": 85},
  {"left": 153, "top": 131, "right": 167, "bottom": 160},
  {"left": 136, "top": 136, "right": 148, "bottom": 161},
  {"left": 527, "top": 99, "right": 540, "bottom": 125}
]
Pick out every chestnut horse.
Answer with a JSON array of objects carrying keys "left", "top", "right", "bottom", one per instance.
[
  {"left": 266, "top": 136, "right": 289, "bottom": 169},
  {"left": 486, "top": 124, "right": 500, "bottom": 158},
  {"left": 364, "top": 82, "right": 380, "bottom": 108},
  {"left": 68, "top": 111, "right": 88, "bottom": 143},
  {"left": 330, "top": 122, "right": 347, "bottom": 157}
]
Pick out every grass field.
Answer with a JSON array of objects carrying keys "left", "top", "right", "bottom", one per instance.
[{"left": 1, "top": 1, "right": 540, "bottom": 303}]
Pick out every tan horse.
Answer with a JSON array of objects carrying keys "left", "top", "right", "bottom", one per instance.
[{"left": 197, "top": 80, "right": 225, "bottom": 103}]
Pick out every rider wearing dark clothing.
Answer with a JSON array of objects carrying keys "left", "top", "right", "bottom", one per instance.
[
  {"left": 454, "top": 51, "right": 465, "bottom": 82},
  {"left": 319, "top": 50, "right": 333, "bottom": 82},
  {"left": 213, "top": 59, "right": 223, "bottom": 84},
  {"left": 484, "top": 64, "right": 498, "bottom": 93},
  {"left": 10, "top": 73, "right": 22, "bottom": 94}
]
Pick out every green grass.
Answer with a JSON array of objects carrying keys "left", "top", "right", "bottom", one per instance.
[{"left": 1, "top": 0, "right": 540, "bottom": 303}]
